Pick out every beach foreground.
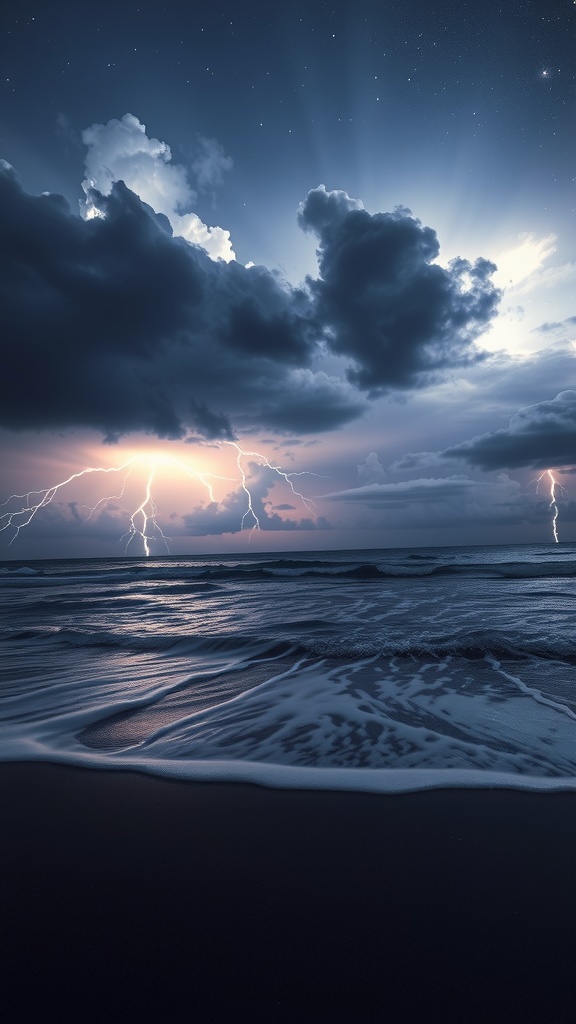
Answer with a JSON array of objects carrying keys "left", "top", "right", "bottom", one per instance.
[{"left": 1, "top": 764, "right": 575, "bottom": 1023}]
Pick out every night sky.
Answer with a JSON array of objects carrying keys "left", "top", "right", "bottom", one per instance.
[{"left": 1, "top": 0, "right": 575, "bottom": 558}]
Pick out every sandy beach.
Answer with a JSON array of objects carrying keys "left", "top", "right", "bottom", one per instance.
[{"left": 1, "top": 763, "right": 575, "bottom": 1022}]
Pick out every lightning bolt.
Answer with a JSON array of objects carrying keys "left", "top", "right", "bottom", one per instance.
[
  {"left": 226, "top": 441, "right": 318, "bottom": 535},
  {"left": 535, "top": 469, "right": 566, "bottom": 544},
  {"left": 1, "top": 444, "right": 321, "bottom": 555},
  {"left": 0, "top": 454, "right": 233, "bottom": 555},
  {"left": 0, "top": 461, "right": 136, "bottom": 545},
  {"left": 120, "top": 465, "right": 169, "bottom": 557}
]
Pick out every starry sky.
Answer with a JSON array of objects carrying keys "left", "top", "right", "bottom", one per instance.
[{"left": 1, "top": 0, "right": 575, "bottom": 558}]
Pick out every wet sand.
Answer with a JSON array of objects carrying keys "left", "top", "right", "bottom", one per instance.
[{"left": 1, "top": 763, "right": 575, "bottom": 1022}]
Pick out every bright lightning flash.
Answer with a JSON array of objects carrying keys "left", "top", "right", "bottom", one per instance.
[
  {"left": 1, "top": 444, "right": 320, "bottom": 555},
  {"left": 535, "top": 469, "right": 567, "bottom": 544}
]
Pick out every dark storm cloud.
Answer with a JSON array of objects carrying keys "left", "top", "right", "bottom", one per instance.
[
  {"left": 445, "top": 391, "right": 576, "bottom": 470},
  {"left": 0, "top": 162, "right": 363, "bottom": 439},
  {"left": 0, "top": 169, "right": 502, "bottom": 442},
  {"left": 189, "top": 402, "right": 234, "bottom": 440},
  {"left": 298, "top": 185, "right": 501, "bottom": 393}
]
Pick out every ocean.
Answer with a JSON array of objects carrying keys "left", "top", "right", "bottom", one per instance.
[{"left": 1, "top": 543, "right": 576, "bottom": 793}]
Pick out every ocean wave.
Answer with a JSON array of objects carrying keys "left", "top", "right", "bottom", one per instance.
[
  {"left": 3, "top": 547, "right": 576, "bottom": 587},
  {"left": 2, "top": 544, "right": 575, "bottom": 795},
  {"left": 3, "top": 620, "right": 574, "bottom": 667},
  {"left": 0, "top": 569, "right": 141, "bottom": 587},
  {"left": 0, "top": 625, "right": 303, "bottom": 660}
]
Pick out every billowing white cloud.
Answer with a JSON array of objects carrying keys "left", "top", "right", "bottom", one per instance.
[{"left": 81, "top": 113, "right": 235, "bottom": 261}]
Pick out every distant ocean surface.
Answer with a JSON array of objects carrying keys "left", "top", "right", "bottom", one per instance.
[{"left": 1, "top": 544, "right": 576, "bottom": 794}]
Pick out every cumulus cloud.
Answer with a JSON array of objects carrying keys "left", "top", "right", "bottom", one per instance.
[
  {"left": 357, "top": 452, "right": 387, "bottom": 484},
  {"left": 0, "top": 160, "right": 506, "bottom": 445},
  {"left": 82, "top": 114, "right": 234, "bottom": 261},
  {"left": 445, "top": 391, "right": 576, "bottom": 470},
  {"left": 0, "top": 162, "right": 365, "bottom": 440},
  {"left": 298, "top": 184, "right": 501, "bottom": 393}
]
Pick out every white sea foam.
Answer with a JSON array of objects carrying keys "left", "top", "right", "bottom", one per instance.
[{"left": 1, "top": 545, "right": 576, "bottom": 794}]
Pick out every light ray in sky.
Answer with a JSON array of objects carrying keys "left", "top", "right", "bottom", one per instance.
[{"left": 0, "top": 444, "right": 319, "bottom": 555}]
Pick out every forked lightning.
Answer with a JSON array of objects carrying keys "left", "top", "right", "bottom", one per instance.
[{"left": 0, "top": 445, "right": 318, "bottom": 555}]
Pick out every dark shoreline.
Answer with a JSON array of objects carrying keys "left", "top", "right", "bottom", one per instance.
[{"left": 2, "top": 763, "right": 575, "bottom": 1023}]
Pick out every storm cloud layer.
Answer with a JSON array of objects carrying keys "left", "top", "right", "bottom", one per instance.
[
  {"left": 0, "top": 163, "right": 362, "bottom": 439},
  {"left": 446, "top": 391, "right": 576, "bottom": 470},
  {"left": 298, "top": 185, "right": 501, "bottom": 392},
  {"left": 0, "top": 162, "right": 501, "bottom": 442}
]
